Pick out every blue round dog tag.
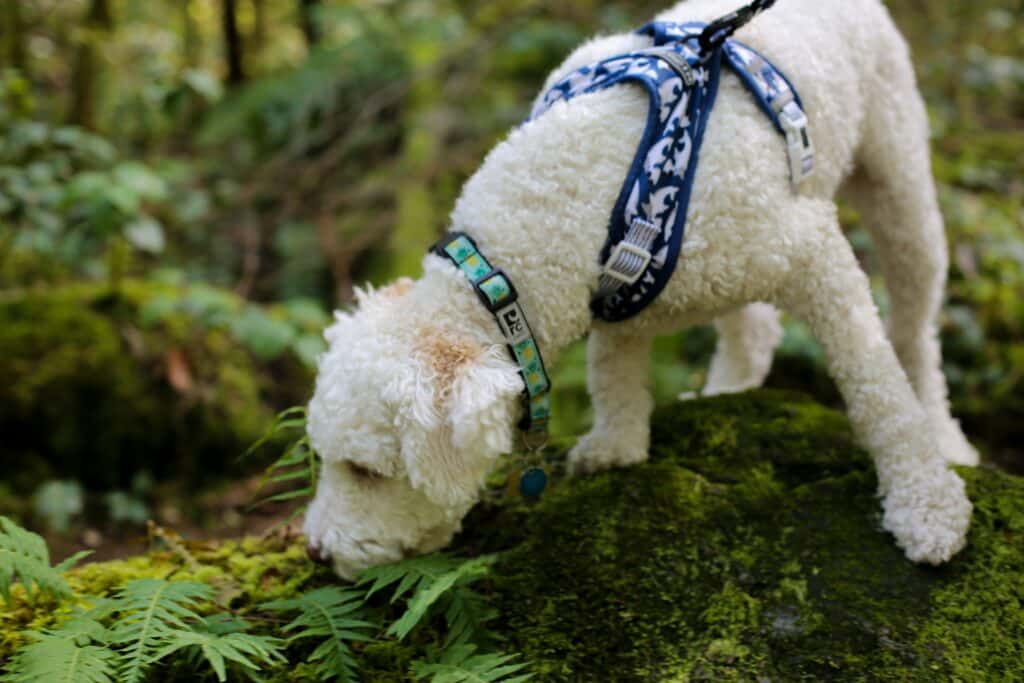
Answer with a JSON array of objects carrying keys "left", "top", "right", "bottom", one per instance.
[{"left": 519, "top": 467, "right": 548, "bottom": 498}]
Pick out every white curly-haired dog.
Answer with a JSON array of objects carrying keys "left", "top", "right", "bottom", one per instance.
[{"left": 303, "top": 0, "right": 976, "bottom": 579}]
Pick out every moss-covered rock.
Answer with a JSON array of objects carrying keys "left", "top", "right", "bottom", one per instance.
[
  {"left": 0, "top": 280, "right": 314, "bottom": 493},
  {"left": 3, "top": 391, "right": 1022, "bottom": 680}
]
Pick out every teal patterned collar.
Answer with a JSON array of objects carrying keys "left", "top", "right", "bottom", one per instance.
[{"left": 430, "top": 232, "right": 551, "bottom": 437}]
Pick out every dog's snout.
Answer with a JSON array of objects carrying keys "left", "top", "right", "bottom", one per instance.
[{"left": 306, "top": 542, "right": 331, "bottom": 566}]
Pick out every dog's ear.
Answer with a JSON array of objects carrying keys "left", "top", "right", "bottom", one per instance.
[{"left": 401, "top": 334, "right": 521, "bottom": 509}]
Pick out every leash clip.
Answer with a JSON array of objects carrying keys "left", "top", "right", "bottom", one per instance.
[{"left": 698, "top": 0, "right": 777, "bottom": 54}]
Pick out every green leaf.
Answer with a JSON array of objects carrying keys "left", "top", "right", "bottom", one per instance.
[
  {"left": 262, "top": 587, "right": 375, "bottom": 682},
  {"left": 230, "top": 306, "right": 296, "bottom": 359},
  {"left": 0, "top": 516, "right": 85, "bottom": 605},
  {"left": 103, "top": 491, "right": 149, "bottom": 525},
  {"left": 410, "top": 644, "right": 532, "bottom": 683},
  {"left": 111, "top": 162, "right": 168, "bottom": 202},
  {"left": 138, "top": 294, "right": 179, "bottom": 327},
  {"left": 291, "top": 333, "right": 326, "bottom": 368},
  {"left": 245, "top": 407, "right": 318, "bottom": 515},
  {"left": 181, "top": 69, "right": 224, "bottom": 102},
  {"left": 1, "top": 629, "right": 118, "bottom": 683},
  {"left": 32, "top": 480, "right": 84, "bottom": 533},
  {"left": 104, "top": 579, "right": 213, "bottom": 683},
  {"left": 359, "top": 554, "right": 497, "bottom": 641},
  {"left": 148, "top": 629, "right": 285, "bottom": 682},
  {"left": 123, "top": 216, "right": 165, "bottom": 254}
]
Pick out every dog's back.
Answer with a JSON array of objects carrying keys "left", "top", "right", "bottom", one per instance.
[{"left": 538, "top": 0, "right": 913, "bottom": 200}]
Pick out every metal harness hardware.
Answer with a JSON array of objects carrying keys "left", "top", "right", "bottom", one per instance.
[{"left": 597, "top": 217, "right": 660, "bottom": 295}]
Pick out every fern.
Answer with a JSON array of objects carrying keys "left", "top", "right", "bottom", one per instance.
[
  {"left": 103, "top": 578, "right": 213, "bottom": 683},
  {"left": 0, "top": 516, "right": 90, "bottom": 605},
  {"left": 149, "top": 627, "right": 285, "bottom": 682},
  {"left": 262, "top": 586, "right": 375, "bottom": 682},
  {"left": 1, "top": 617, "right": 116, "bottom": 683},
  {"left": 443, "top": 585, "right": 499, "bottom": 648},
  {"left": 359, "top": 554, "right": 498, "bottom": 642},
  {"left": 245, "top": 407, "right": 319, "bottom": 521},
  {"left": 410, "top": 644, "right": 532, "bottom": 683}
]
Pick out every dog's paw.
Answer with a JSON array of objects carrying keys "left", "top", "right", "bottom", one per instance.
[
  {"left": 882, "top": 467, "right": 972, "bottom": 565},
  {"left": 930, "top": 414, "right": 979, "bottom": 467},
  {"left": 567, "top": 431, "right": 648, "bottom": 476}
]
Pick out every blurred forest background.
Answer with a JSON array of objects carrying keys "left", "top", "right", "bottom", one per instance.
[{"left": 0, "top": 0, "right": 1021, "bottom": 562}]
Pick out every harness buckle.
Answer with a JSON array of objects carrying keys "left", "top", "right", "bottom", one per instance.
[
  {"left": 776, "top": 100, "right": 814, "bottom": 184},
  {"left": 603, "top": 240, "right": 653, "bottom": 286},
  {"left": 598, "top": 216, "right": 661, "bottom": 295}
]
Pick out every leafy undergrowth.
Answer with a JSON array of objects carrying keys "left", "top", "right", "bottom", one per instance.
[
  {"left": 0, "top": 520, "right": 525, "bottom": 682},
  {"left": 2, "top": 391, "right": 1023, "bottom": 681}
]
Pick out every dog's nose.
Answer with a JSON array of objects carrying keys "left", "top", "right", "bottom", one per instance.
[{"left": 306, "top": 543, "right": 331, "bottom": 566}]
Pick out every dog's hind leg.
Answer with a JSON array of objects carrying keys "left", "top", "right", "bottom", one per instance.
[
  {"left": 777, "top": 199, "right": 971, "bottom": 564},
  {"left": 697, "top": 303, "right": 783, "bottom": 398},
  {"left": 567, "top": 326, "right": 653, "bottom": 475},
  {"left": 841, "top": 40, "right": 977, "bottom": 465}
]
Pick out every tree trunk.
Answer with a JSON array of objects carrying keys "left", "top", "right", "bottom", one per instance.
[
  {"left": 3, "top": 0, "right": 28, "bottom": 74},
  {"left": 182, "top": 0, "right": 199, "bottom": 68},
  {"left": 299, "top": 0, "right": 320, "bottom": 48},
  {"left": 222, "top": 0, "right": 245, "bottom": 86},
  {"left": 68, "top": 0, "right": 114, "bottom": 129},
  {"left": 251, "top": 0, "right": 267, "bottom": 55}
]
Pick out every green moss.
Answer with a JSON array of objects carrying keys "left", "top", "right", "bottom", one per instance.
[
  {"left": 0, "top": 280, "right": 311, "bottom": 492},
  {"left": 3, "top": 392, "right": 1023, "bottom": 680},
  {"left": 0, "top": 533, "right": 315, "bottom": 662},
  {"left": 486, "top": 392, "right": 1022, "bottom": 681}
]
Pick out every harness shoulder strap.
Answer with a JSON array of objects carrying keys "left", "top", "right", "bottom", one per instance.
[
  {"left": 642, "top": 21, "right": 814, "bottom": 185},
  {"left": 720, "top": 40, "right": 814, "bottom": 184}
]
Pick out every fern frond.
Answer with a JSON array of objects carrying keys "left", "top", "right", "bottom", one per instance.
[
  {"left": 149, "top": 629, "right": 285, "bottom": 682},
  {"left": 243, "top": 406, "right": 307, "bottom": 459},
  {"left": 410, "top": 644, "right": 532, "bottom": 683},
  {"left": 1, "top": 617, "right": 116, "bottom": 683},
  {"left": 0, "top": 516, "right": 90, "bottom": 605},
  {"left": 262, "top": 586, "right": 375, "bottom": 682},
  {"left": 104, "top": 578, "right": 213, "bottom": 683},
  {"left": 444, "top": 588, "right": 499, "bottom": 648},
  {"left": 359, "top": 554, "right": 497, "bottom": 641},
  {"left": 245, "top": 407, "right": 319, "bottom": 518}
]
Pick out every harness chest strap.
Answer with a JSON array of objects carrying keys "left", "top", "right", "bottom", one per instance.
[{"left": 431, "top": 232, "right": 552, "bottom": 435}]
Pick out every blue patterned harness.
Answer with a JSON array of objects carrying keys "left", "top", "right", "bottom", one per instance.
[
  {"left": 530, "top": 20, "right": 814, "bottom": 322},
  {"left": 431, "top": 6, "right": 810, "bottom": 446}
]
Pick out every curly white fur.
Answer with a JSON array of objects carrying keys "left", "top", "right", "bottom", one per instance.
[{"left": 303, "top": 0, "right": 975, "bottom": 579}]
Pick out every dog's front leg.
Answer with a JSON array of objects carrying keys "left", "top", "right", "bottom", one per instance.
[
  {"left": 568, "top": 326, "right": 653, "bottom": 475},
  {"left": 780, "top": 202, "right": 971, "bottom": 564}
]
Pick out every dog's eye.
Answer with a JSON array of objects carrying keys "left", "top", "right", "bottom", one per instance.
[{"left": 347, "top": 462, "right": 384, "bottom": 481}]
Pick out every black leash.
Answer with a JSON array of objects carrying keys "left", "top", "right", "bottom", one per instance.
[{"left": 698, "top": 0, "right": 778, "bottom": 53}]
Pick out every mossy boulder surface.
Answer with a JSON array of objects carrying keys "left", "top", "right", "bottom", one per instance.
[
  {"left": 484, "top": 392, "right": 1024, "bottom": 681},
  {"left": 3, "top": 392, "right": 1022, "bottom": 680}
]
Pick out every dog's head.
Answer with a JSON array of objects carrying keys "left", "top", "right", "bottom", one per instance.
[{"left": 302, "top": 277, "right": 523, "bottom": 579}]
